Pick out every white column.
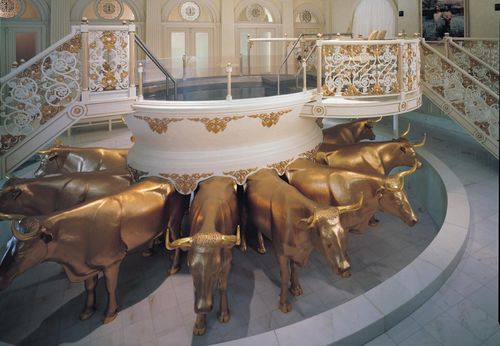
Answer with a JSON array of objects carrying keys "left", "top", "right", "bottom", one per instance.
[
  {"left": 145, "top": 0, "right": 163, "bottom": 56},
  {"left": 50, "top": 0, "right": 71, "bottom": 44},
  {"left": 221, "top": 0, "right": 235, "bottom": 63}
]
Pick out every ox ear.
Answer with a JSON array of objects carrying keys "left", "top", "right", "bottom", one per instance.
[
  {"left": 298, "top": 213, "right": 316, "bottom": 229},
  {"left": 375, "top": 187, "right": 385, "bottom": 199}
]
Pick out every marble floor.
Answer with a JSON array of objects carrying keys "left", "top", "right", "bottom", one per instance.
[{"left": 0, "top": 110, "right": 498, "bottom": 346}]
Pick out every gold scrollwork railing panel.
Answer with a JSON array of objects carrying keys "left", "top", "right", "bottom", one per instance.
[
  {"left": 452, "top": 38, "right": 499, "bottom": 71},
  {"left": 403, "top": 41, "right": 420, "bottom": 92},
  {"left": 88, "top": 30, "right": 129, "bottom": 92},
  {"left": 421, "top": 43, "right": 499, "bottom": 157},
  {"left": 447, "top": 43, "right": 499, "bottom": 95},
  {"left": 323, "top": 43, "right": 400, "bottom": 97},
  {"left": 0, "top": 32, "right": 82, "bottom": 156}
]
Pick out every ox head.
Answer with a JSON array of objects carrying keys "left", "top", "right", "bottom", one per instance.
[
  {"left": 0, "top": 181, "right": 35, "bottom": 217},
  {"left": 299, "top": 194, "right": 363, "bottom": 277},
  {"left": 396, "top": 123, "right": 427, "bottom": 168},
  {"left": 35, "top": 147, "right": 66, "bottom": 177},
  {"left": 166, "top": 226, "right": 240, "bottom": 314},
  {"left": 353, "top": 117, "right": 380, "bottom": 141},
  {"left": 0, "top": 217, "right": 53, "bottom": 290},
  {"left": 377, "top": 162, "right": 419, "bottom": 226}
]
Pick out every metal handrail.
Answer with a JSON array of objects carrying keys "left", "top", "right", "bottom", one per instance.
[
  {"left": 135, "top": 35, "right": 177, "bottom": 100},
  {"left": 295, "top": 44, "right": 318, "bottom": 90},
  {"left": 277, "top": 33, "right": 304, "bottom": 95}
]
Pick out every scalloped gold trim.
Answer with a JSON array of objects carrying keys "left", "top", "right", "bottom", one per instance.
[
  {"left": 127, "top": 165, "right": 149, "bottom": 183},
  {"left": 267, "top": 159, "right": 293, "bottom": 175},
  {"left": 159, "top": 172, "right": 213, "bottom": 194},
  {"left": 223, "top": 167, "right": 258, "bottom": 184},
  {"left": 134, "top": 115, "right": 183, "bottom": 135}
]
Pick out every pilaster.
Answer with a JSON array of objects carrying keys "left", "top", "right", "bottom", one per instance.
[
  {"left": 145, "top": 0, "right": 163, "bottom": 56},
  {"left": 221, "top": 0, "right": 236, "bottom": 63},
  {"left": 50, "top": 0, "right": 71, "bottom": 44}
]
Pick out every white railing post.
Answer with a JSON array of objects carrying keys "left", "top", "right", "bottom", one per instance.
[
  {"left": 128, "top": 20, "right": 136, "bottom": 98},
  {"left": 239, "top": 53, "right": 243, "bottom": 76},
  {"left": 10, "top": 61, "right": 18, "bottom": 72},
  {"left": 138, "top": 62, "right": 144, "bottom": 101},
  {"left": 81, "top": 17, "right": 89, "bottom": 102},
  {"left": 444, "top": 33, "right": 450, "bottom": 58},
  {"left": 182, "top": 54, "right": 187, "bottom": 80},
  {"left": 302, "top": 58, "right": 307, "bottom": 92},
  {"left": 247, "top": 34, "right": 252, "bottom": 75},
  {"left": 226, "top": 62, "right": 233, "bottom": 101},
  {"left": 316, "top": 33, "right": 323, "bottom": 100},
  {"left": 284, "top": 33, "right": 288, "bottom": 75}
]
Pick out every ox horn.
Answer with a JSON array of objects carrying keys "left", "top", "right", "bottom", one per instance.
[
  {"left": 337, "top": 193, "right": 364, "bottom": 214},
  {"left": 412, "top": 133, "right": 427, "bottom": 148},
  {"left": 0, "top": 213, "right": 25, "bottom": 221},
  {"left": 400, "top": 123, "right": 411, "bottom": 138},
  {"left": 37, "top": 149, "right": 51, "bottom": 155},
  {"left": 386, "top": 161, "right": 419, "bottom": 192},
  {"left": 165, "top": 227, "right": 193, "bottom": 250},
  {"left": 370, "top": 116, "right": 383, "bottom": 123},
  {"left": 11, "top": 219, "right": 40, "bottom": 241},
  {"left": 221, "top": 225, "right": 241, "bottom": 247}
]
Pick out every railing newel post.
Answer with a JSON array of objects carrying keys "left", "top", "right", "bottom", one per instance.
[
  {"left": 128, "top": 20, "right": 136, "bottom": 99},
  {"left": 247, "top": 34, "right": 252, "bottom": 75},
  {"left": 316, "top": 33, "right": 323, "bottom": 100},
  {"left": 138, "top": 62, "right": 144, "bottom": 101},
  {"left": 444, "top": 33, "right": 450, "bottom": 58},
  {"left": 226, "top": 62, "right": 233, "bottom": 101},
  {"left": 81, "top": 17, "right": 89, "bottom": 102},
  {"left": 302, "top": 58, "right": 307, "bottom": 92}
]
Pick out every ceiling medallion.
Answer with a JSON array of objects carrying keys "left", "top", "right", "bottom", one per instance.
[
  {"left": 96, "top": 0, "right": 123, "bottom": 20},
  {"left": 180, "top": 1, "right": 200, "bottom": 22},
  {"left": 246, "top": 3, "right": 265, "bottom": 22},
  {"left": 0, "top": 0, "right": 21, "bottom": 18},
  {"left": 301, "top": 10, "right": 312, "bottom": 23}
]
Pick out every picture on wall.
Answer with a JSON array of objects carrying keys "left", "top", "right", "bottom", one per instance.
[{"left": 421, "top": 0, "right": 467, "bottom": 41}]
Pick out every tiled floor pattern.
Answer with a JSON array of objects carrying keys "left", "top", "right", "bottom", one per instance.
[{"left": 0, "top": 111, "right": 497, "bottom": 346}]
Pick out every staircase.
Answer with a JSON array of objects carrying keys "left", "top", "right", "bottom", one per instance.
[
  {"left": 421, "top": 38, "right": 499, "bottom": 159},
  {"left": 0, "top": 21, "right": 137, "bottom": 177}
]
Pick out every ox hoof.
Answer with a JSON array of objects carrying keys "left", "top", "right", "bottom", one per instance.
[
  {"left": 340, "top": 270, "right": 351, "bottom": 278},
  {"left": 169, "top": 266, "right": 180, "bottom": 275},
  {"left": 239, "top": 243, "right": 248, "bottom": 253},
  {"left": 102, "top": 310, "right": 118, "bottom": 324},
  {"left": 368, "top": 217, "right": 380, "bottom": 227},
  {"left": 193, "top": 325, "right": 206, "bottom": 336},
  {"left": 279, "top": 301, "right": 292, "bottom": 313},
  {"left": 290, "top": 285, "right": 304, "bottom": 297},
  {"left": 218, "top": 310, "right": 231, "bottom": 323},
  {"left": 79, "top": 307, "right": 96, "bottom": 321},
  {"left": 257, "top": 246, "right": 266, "bottom": 255},
  {"left": 142, "top": 249, "right": 154, "bottom": 257}
]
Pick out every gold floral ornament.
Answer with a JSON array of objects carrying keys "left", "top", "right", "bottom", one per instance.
[
  {"left": 160, "top": 173, "right": 214, "bottom": 195},
  {"left": 267, "top": 159, "right": 292, "bottom": 176},
  {"left": 223, "top": 168, "right": 258, "bottom": 185},
  {"left": 248, "top": 109, "right": 292, "bottom": 128},
  {"left": 189, "top": 116, "right": 244, "bottom": 134},
  {"left": 299, "top": 145, "right": 320, "bottom": 161},
  {"left": 134, "top": 115, "right": 183, "bottom": 135},
  {"left": 101, "top": 31, "right": 118, "bottom": 51},
  {"left": 0, "top": 0, "right": 21, "bottom": 18},
  {"left": 0, "top": 135, "right": 25, "bottom": 156}
]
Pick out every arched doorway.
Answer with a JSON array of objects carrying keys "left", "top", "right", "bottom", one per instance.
[{"left": 351, "top": 0, "right": 396, "bottom": 38}]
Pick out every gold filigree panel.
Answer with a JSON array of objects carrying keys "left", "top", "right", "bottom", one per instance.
[
  {"left": 160, "top": 173, "right": 213, "bottom": 195},
  {"left": 134, "top": 115, "right": 182, "bottom": 134}
]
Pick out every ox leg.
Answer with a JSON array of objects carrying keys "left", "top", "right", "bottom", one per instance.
[
  {"left": 79, "top": 274, "right": 98, "bottom": 320},
  {"left": 102, "top": 262, "right": 121, "bottom": 324},
  {"left": 168, "top": 194, "right": 190, "bottom": 275},
  {"left": 277, "top": 256, "right": 292, "bottom": 313},
  {"left": 193, "top": 313, "right": 207, "bottom": 335},
  {"left": 257, "top": 231, "right": 266, "bottom": 254},
  {"left": 218, "top": 249, "right": 232, "bottom": 323},
  {"left": 289, "top": 261, "right": 304, "bottom": 297}
]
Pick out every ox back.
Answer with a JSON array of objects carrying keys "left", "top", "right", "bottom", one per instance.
[
  {"left": 322, "top": 120, "right": 375, "bottom": 146},
  {"left": 0, "top": 171, "right": 133, "bottom": 216}
]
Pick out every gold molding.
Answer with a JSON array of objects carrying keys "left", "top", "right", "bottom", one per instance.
[
  {"left": 299, "top": 144, "right": 321, "bottom": 161},
  {"left": 127, "top": 165, "right": 149, "bottom": 183},
  {"left": 159, "top": 172, "right": 213, "bottom": 194},
  {"left": 248, "top": 109, "right": 292, "bottom": 127},
  {"left": 223, "top": 167, "right": 258, "bottom": 184},
  {"left": 134, "top": 115, "right": 183, "bottom": 135},
  {"left": 188, "top": 116, "right": 244, "bottom": 133}
]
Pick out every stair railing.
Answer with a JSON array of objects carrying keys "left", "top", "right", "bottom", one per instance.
[{"left": 421, "top": 41, "right": 499, "bottom": 159}]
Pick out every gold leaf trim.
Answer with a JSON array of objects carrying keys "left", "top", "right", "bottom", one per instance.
[
  {"left": 248, "top": 109, "right": 292, "bottom": 127},
  {"left": 267, "top": 159, "right": 292, "bottom": 176},
  {"left": 223, "top": 168, "right": 258, "bottom": 185},
  {"left": 159, "top": 173, "right": 213, "bottom": 194},
  {"left": 134, "top": 115, "right": 183, "bottom": 134},
  {"left": 299, "top": 144, "right": 321, "bottom": 161},
  {"left": 188, "top": 116, "right": 245, "bottom": 133}
]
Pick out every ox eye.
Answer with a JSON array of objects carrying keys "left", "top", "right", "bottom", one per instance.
[
  {"left": 48, "top": 155, "right": 58, "bottom": 161},
  {"left": 400, "top": 146, "right": 407, "bottom": 153}
]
